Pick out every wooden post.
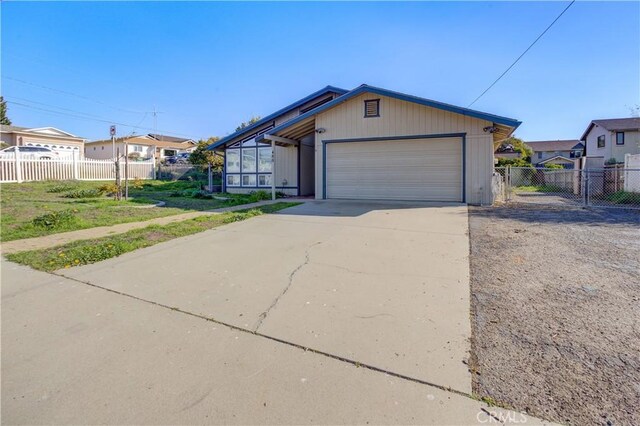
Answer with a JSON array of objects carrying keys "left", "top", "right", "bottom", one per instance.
[
  {"left": 152, "top": 155, "right": 156, "bottom": 180},
  {"left": 208, "top": 162, "right": 213, "bottom": 193},
  {"left": 15, "top": 149, "right": 23, "bottom": 183},
  {"left": 72, "top": 150, "right": 79, "bottom": 180},
  {"left": 124, "top": 139, "right": 129, "bottom": 200}
]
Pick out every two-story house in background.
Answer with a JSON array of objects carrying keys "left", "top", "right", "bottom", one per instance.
[
  {"left": 580, "top": 117, "right": 640, "bottom": 166},
  {"left": 525, "top": 139, "right": 584, "bottom": 169}
]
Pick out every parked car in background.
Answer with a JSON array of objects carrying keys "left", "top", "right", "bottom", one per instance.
[
  {"left": 164, "top": 152, "right": 190, "bottom": 165},
  {"left": 0, "top": 146, "right": 59, "bottom": 159}
]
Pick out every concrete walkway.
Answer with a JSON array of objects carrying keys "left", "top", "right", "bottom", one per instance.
[
  {"left": 2, "top": 260, "right": 556, "bottom": 425},
  {"left": 0, "top": 199, "right": 293, "bottom": 254}
]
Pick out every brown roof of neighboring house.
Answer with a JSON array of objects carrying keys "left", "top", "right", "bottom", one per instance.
[
  {"left": 87, "top": 135, "right": 192, "bottom": 149},
  {"left": 525, "top": 139, "right": 584, "bottom": 152},
  {"left": 0, "top": 125, "right": 29, "bottom": 132},
  {"left": 581, "top": 117, "right": 640, "bottom": 140}
]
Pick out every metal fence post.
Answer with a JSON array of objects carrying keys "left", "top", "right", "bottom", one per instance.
[{"left": 583, "top": 169, "right": 589, "bottom": 207}]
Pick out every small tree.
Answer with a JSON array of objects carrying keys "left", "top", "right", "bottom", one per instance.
[
  {"left": 189, "top": 137, "right": 223, "bottom": 171},
  {"left": 494, "top": 136, "right": 532, "bottom": 163},
  {"left": 235, "top": 116, "right": 261, "bottom": 132},
  {"left": 0, "top": 96, "right": 11, "bottom": 126}
]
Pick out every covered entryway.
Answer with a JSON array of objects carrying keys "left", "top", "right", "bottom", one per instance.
[{"left": 324, "top": 136, "right": 464, "bottom": 201}]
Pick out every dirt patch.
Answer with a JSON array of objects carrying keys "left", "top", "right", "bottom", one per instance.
[{"left": 468, "top": 205, "right": 640, "bottom": 426}]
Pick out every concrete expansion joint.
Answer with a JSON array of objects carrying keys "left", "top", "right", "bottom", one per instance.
[{"left": 253, "top": 241, "right": 323, "bottom": 332}]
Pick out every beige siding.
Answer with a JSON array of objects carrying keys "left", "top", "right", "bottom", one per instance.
[
  {"left": 612, "top": 130, "right": 640, "bottom": 161},
  {"left": 315, "top": 93, "right": 495, "bottom": 205},
  {"left": 274, "top": 144, "right": 298, "bottom": 188}
]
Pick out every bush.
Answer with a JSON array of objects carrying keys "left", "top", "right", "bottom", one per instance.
[
  {"left": 132, "top": 178, "right": 145, "bottom": 190},
  {"left": 544, "top": 163, "right": 564, "bottom": 170},
  {"left": 98, "top": 183, "right": 120, "bottom": 197},
  {"left": 496, "top": 158, "right": 533, "bottom": 168},
  {"left": 47, "top": 183, "right": 75, "bottom": 193},
  {"left": 605, "top": 157, "right": 619, "bottom": 165},
  {"left": 63, "top": 188, "right": 104, "bottom": 199},
  {"left": 606, "top": 191, "right": 640, "bottom": 205},
  {"left": 248, "top": 190, "right": 271, "bottom": 202},
  {"left": 32, "top": 210, "right": 76, "bottom": 229}
]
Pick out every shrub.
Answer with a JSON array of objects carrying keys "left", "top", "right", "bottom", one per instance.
[
  {"left": 63, "top": 188, "right": 104, "bottom": 199},
  {"left": 605, "top": 157, "right": 618, "bottom": 165},
  {"left": 544, "top": 163, "right": 564, "bottom": 170},
  {"left": 606, "top": 191, "right": 640, "bottom": 205},
  {"left": 98, "top": 183, "right": 120, "bottom": 197},
  {"left": 32, "top": 210, "right": 76, "bottom": 229},
  {"left": 132, "top": 178, "right": 145, "bottom": 190},
  {"left": 47, "top": 183, "right": 75, "bottom": 193},
  {"left": 248, "top": 190, "right": 271, "bottom": 202}
]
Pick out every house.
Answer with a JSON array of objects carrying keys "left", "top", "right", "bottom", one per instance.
[
  {"left": 85, "top": 134, "right": 196, "bottom": 161},
  {"left": 525, "top": 139, "right": 584, "bottom": 169},
  {"left": 0, "top": 125, "right": 86, "bottom": 158},
  {"left": 580, "top": 117, "right": 640, "bottom": 166},
  {"left": 208, "top": 84, "right": 521, "bottom": 205}
]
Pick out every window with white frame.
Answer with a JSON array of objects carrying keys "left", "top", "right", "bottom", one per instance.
[
  {"left": 258, "top": 174, "right": 272, "bottom": 187},
  {"left": 242, "top": 148, "right": 256, "bottom": 173},
  {"left": 258, "top": 147, "right": 272, "bottom": 172},
  {"left": 242, "top": 174, "right": 256, "bottom": 187},
  {"left": 226, "top": 150, "right": 240, "bottom": 173},
  {"left": 133, "top": 145, "right": 143, "bottom": 152},
  {"left": 226, "top": 174, "right": 240, "bottom": 186}
]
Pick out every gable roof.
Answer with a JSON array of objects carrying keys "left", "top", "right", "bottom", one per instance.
[
  {"left": 525, "top": 139, "right": 584, "bottom": 152},
  {"left": 581, "top": 117, "right": 640, "bottom": 141},
  {"left": 0, "top": 125, "right": 84, "bottom": 139},
  {"left": 209, "top": 85, "right": 348, "bottom": 150},
  {"left": 0, "top": 125, "right": 29, "bottom": 133},
  {"left": 148, "top": 134, "right": 195, "bottom": 144},
  {"left": 252, "top": 84, "right": 522, "bottom": 145},
  {"left": 538, "top": 155, "right": 575, "bottom": 164}
]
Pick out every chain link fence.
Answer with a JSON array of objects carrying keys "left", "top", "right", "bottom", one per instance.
[{"left": 495, "top": 166, "right": 640, "bottom": 209}]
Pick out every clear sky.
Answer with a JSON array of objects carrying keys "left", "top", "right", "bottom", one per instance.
[{"left": 1, "top": 1, "right": 638, "bottom": 142}]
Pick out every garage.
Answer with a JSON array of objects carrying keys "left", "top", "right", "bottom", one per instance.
[{"left": 324, "top": 136, "right": 463, "bottom": 202}]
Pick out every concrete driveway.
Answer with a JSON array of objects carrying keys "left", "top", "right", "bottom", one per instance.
[
  {"left": 60, "top": 200, "right": 472, "bottom": 392},
  {"left": 3, "top": 200, "right": 554, "bottom": 424}
]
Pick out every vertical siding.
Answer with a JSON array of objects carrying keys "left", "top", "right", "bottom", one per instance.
[
  {"left": 315, "top": 93, "right": 495, "bottom": 205},
  {"left": 274, "top": 144, "right": 298, "bottom": 188}
]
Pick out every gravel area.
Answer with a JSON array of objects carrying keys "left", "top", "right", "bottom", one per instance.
[{"left": 468, "top": 205, "right": 640, "bottom": 426}]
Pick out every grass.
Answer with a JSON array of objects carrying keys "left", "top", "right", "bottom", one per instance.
[
  {"left": 0, "top": 180, "right": 270, "bottom": 242},
  {"left": 515, "top": 185, "right": 564, "bottom": 193},
  {"left": 603, "top": 190, "right": 640, "bottom": 205},
  {"left": 6, "top": 202, "right": 300, "bottom": 272}
]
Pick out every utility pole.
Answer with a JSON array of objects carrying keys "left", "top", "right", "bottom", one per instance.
[{"left": 124, "top": 138, "right": 129, "bottom": 200}]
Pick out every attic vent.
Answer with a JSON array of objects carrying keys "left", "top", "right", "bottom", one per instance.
[{"left": 364, "top": 99, "right": 380, "bottom": 118}]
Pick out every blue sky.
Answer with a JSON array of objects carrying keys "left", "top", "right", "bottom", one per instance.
[{"left": 1, "top": 1, "right": 638, "bottom": 142}]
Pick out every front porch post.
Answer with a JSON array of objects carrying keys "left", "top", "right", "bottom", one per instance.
[{"left": 271, "top": 140, "right": 276, "bottom": 200}]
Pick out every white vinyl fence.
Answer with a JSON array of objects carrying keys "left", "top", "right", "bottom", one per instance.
[
  {"left": 0, "top": 153, "right": 155, "bottom": 183},
  {"left": 624, "top": 153, "right": 640, "bottom": 193}
]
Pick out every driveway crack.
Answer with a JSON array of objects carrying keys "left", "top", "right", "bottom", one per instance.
[{"left": 253, "top": 241, "right": 322, "bottom": 331}]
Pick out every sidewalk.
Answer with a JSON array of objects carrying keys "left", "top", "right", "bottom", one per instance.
[{"left": 1, "top": 199, "right": 296, "bottom": 254}]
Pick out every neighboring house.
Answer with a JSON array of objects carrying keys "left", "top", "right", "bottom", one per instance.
[
  {"left": 0, "top": 125, "right": 86, "bottom": 158},
  {"left": 208, "top": 84, "right": 521, "bottom": 205},
  {"left": 580, "top": 117, "right": 640, "bottom": 166},
  {"left": 85, "top": 134, "right": 196, "bottom": 161},
  {"left": 526, "top": 139, "right": 584, "bottom": 169}
]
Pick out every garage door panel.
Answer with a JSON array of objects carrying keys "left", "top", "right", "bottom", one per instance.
[{"left": 326, "top": 137, "right": 463, "bottom": 202}]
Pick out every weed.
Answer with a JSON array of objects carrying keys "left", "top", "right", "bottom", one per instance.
[
  {"left": 32, "top": 210, "right": 76, "bottom": 229},
  {"left": 63, "top": 188, "right": 104, "bottom": 199}
]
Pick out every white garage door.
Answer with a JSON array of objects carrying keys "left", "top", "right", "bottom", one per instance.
[{"left": 325, "top": 137, "right": 463, "bottom": 202}]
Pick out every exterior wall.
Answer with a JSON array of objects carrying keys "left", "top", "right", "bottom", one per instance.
[
  {"left": 2, "top": 132, "right": 85, "bottom": 158},
  {"left": 314, "top": 92, "right": 495, "bottom": 205},
  {"left": 85, "top": 138, "right": 189, "bottom": 161},
  {"left": 85, "top": 142, "right": 123, "bottom": 159},
  {"left": 226, "top": 187, "right": 298, "bottom": 196},
  {"left": 611, "top": 130, "right": 640, "bottom": 162},
  {"left": 585, "top": 124, "right": 612, "bottom": 161},
  {"left": 274, "top": 144, "right": 298, "bottom": 189},
  {"left": 533, "top": 149, "right": 573, "bottom": 163}
]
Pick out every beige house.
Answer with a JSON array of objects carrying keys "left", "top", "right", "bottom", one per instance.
[
  {"left": 0, "top": 125, "right": 85, "bottom": 158},
  {"left": 85, "top": 134, "right": 196, "bottom": 161},
  {"left": 526, "top": 139, "right": 584, "bottom": 169},
  {"left": 581, "top": 117, "right": 640, "bottom": 166},
  {"left": 209, "top": 84, "right": 521, "bottom": 205}
]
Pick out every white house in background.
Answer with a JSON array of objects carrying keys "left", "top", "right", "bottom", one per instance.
[
  {"left": 0, "top": 125, "right": 86, "bottom": 158},
  {"left": 85, "top": 134, "right": 196, "bottom": 161},
  {"left": 581, "top": 117, "right": 640, "bottom": 166},
  {"left": 525, "top": 139, "right": 584, "bottom": 169}
]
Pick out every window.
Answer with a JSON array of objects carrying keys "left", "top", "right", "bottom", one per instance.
[
  {"left": 242, "top": 174, "right": 256, "bottom": 187},
  {"left": 226, "top": 174, "right": 240, "bottom": 186},
  {"left": 258, "top": 174, "right": 272, "bottom": 187},
  {"left": 537, "top": 152, "right": 542, "bottom": 159},
  {"left": 597, "top": 135, "right": 605, "bottom": 148},
  {"left": 133, "top": 145, "right": 143, "bottom": 152},
  {"left": 226, "top": 150, "right": 240, "bottom": 172},
  {"left": 242, "top": 148, "right": 256, "bottom": 172},
  {"left": 616, "top": 132, "right": 625, "bottom": 145},
  {"left": 300, "top": 96, "right": 333, "bottom": 114},
  {"left": 364, "top": 99, "right": 380, "bottom": 117},
  {"left": 258, "top": 147, "right": 272, "bottom": 172}
]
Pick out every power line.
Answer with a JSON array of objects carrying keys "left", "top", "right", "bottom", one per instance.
[
  {"left": 468, "top": 0, "right": 576, "bottom": 107},
  {"left": 6, "top": 100, "right": 200, "bottom": 140},
  {"left": 2, "top": 75, "right": 147, "bottom": 114}
]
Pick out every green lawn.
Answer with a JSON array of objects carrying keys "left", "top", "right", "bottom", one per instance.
[
  {"left": 0, "top": 180, "right": 268, "bottom": 242},
  {"left": 6, "top": 202, "right": 300, "bottom": 272}
]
